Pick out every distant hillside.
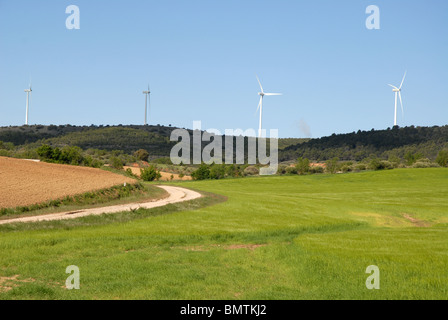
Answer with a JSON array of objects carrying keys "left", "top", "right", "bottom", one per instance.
[
  {"left": 279, "top": 125, "right": 448, "bottom": 162},
  {"left": 1, "top": 124, "right": 447, "bottom": 162},
  {"left": 0, "top": 125, "right": 177, "bottom": 156}
]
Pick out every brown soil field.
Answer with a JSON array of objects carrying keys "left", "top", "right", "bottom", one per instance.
[
  {"left": 123, "top": 166, "right": 192, "bottom": 181},
  {"left": 0, "top": 157, "right": 136, "bottom": 209}
]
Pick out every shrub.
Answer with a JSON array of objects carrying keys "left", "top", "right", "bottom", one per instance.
[
  {"left": 436, "top": 149, "right": 448, "bottom": 167},
  {"left": 61, "top": 146, "right": 84, "bottom": 165},
  {"left": 191, "top": 164, "right": 211, "bottom": 180},
  {"left": 277, "top": 164, "right": 288, "bottom": 175},
  {"left": 412, "top": 159, "right": 439, "bottom": 168},
  {"left": 369, "top": 159, "right": 394, "bottom": 170},
  {"left": 0, "top": 150, "right": 10, "bottom": 157},
  {"left": 354, "top": 163, "right": 367, "bottom": 171},
  {"left": 404, "top": 151, "right": 423, "bottom": 166},
  {"left": 326, "top": 157, "right": 340, "bottom": 174},
  {"left": 0, "top": 141, "right": 14, "bottom": 150},
  {"left": 309, "top": 166, "right": 324, "bottom": 174},
  {"left": 285, "top": 166, "right": 298, "bottom": 175},
  {"left": 140, "top": 165, "right": 161, "bottom": 181},
  {"left": 133, "top": 149, "right": 149, "bottom": 162},
  {"left": 110, "top": 157, "right": 124, "bottom": 170},
  {"left": 152, "top": 157, "right": 173, "bottom": 165},
  {"left": 209, "top": 164, "right": 226, "bottom": 179},
  {"left": 296, "top": 157, "right": 310, "bottom": 175},
  {"left": 388, "top": 155, "right": 402, "bottom": 168},
  {"left": 36, "top": 144, "right": 54, "bottom": 160},
  {"left": 244, "top": 166, "right": 260, "bottom": 176}
]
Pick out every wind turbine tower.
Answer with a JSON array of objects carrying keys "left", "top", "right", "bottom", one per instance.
[
  {"left": 388, "top": 71, "right": 406, "bottom": 127},
  {"left": 24, "top": 83, "right": 32, "bottom": 125},
  {"left": 143, "top": 85, "right": 151, "bottom": 126},
  {"left": 256, "top": 75, "right": 282, "bottom": 138}
]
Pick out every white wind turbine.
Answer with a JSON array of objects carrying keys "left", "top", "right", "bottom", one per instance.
[
  {"left": 142, "top": 85, "right": 150, "bottom": 126},
  {"left": 256, "top": 75, "right": 281, "bottom": 138},
  {"left": 24, "top": 81, "right": 32, "bottom": 125},
  {"left": 388, "top": 71, "right": 406, "bottom": 127}
]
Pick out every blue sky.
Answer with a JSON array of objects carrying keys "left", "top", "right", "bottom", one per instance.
[{"left": 0, "top": 0, "right": 447, "bottom": 138}]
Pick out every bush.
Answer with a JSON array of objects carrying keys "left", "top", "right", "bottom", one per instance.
[
  {"left": 436, "top": 149, "right": 448, "bottom": 167},
  {"left": 36, "top": 144, "right": 54, "bottom": 160},
  {"left": 110, "top": 157, "right": 124, "bottom": 170},
  {"left": 244, "top": 166, "right": 260, "bottom": 176},
  {"left": 209, "top": 164, "right": 226, "bottom": 179},
  {"left": 285, "top": 166, "right": 298, "bottom": 175},
  {"left": 61, "top": 146, "right": 84, "bottom": 165},
  {"left": 309, "top": 166, "right": 324, "bottom": 174},
  {"left": 404, "top": 151, "right": 423, "bottom": 166},
  {"left": 0, "top": 141, "right": 14, "bottom": 150},
  {"left": 191, "top": 164, "right": 211, "bottom": 180},
  {"left": 326, "top": 157, "right": 340, "bottom": 174},
  {"left": 388, "top": 155, "right": 402, "bottom": 168},
  {"left": 225, "top": 164, "right": 242, "bottom": 177},
  {"left": 133, "top": 149, "right": 149, "bottom": 162},
  {"left": 369, "top": 159, "right": 393, "bottom": 170},
  {"left": 277, "top": 164, "right": 288, "bottom": 175},
  {"left": 412, "top": 159, "right": 439, "bottom": 168},
  {"left": 354, "top": 163, "right": 367, "bottom": 171},
  {"left": 296, "top": 157, "right": 310, "bottom": 175},
  {"left": 152, "top": 157, "right": 173, "bottom": 165},
  {"left": 140, "top": 165, "right": 161, "bottom": 181}
]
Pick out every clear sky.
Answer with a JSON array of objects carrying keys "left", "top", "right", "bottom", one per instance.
[{"left": 0, "top": 0, "right": 447, "bottom": 138}]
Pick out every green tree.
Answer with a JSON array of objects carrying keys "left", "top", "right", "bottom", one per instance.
[
  {"left": 296, "top": 157, "right": 310, "bottom": 175},
  {"left": 61, "top": 146, "right": 84, "bottom": 165},
  {"left": 209, "top": 164, "right": 226, "bottom": 179},
  {"left": 326, "top": 157, "right": 340, "bottom": 174},
  {"left": 36, "top": 145, "right": 54, "bottom": 160},
  {"left": 140, "top": 165, "right": 161, "bottom": 181},
  {"left": 191, "top": 164, "right": 211, "bottom": 180},
  {"left": 436, "top": 149, "right": 448, "bottom": 167},
  {"left": 404, "top": 151, "right": 423, "bottom": 166},
  {"left": 388, "top": 155, "right": 402, "bottom": 168},
  {"left": 110, "top": 156, "right": 124, "bottom": 170}
]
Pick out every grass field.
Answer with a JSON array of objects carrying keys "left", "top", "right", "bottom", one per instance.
[{"left": 0, "top": 168, "right": 447, "bottom": 299}]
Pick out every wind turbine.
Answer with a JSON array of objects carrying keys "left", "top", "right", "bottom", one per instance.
[
  {"left": 142, "top": 85, "right": 150, "bottom": 126},
  {"left": 388, "top": 71, "right": 406, "bottom": 127},
  {"left": 24, "top": 81, "right": 32, "bottom": 125},
  {"left": 256, "top": 75, "right": 281, "bottom": 138}
]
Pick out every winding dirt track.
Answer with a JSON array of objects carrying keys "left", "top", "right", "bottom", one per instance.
[{"left": 0, "top": 186, "right": 202, "bottom": 225}]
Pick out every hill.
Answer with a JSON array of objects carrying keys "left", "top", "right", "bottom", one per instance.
[
  {"left": 0, "top": 124, "right": 447, "bottom": 163},
  {"left": 279, "top": 125, "right": 448, "bottom": 162}
]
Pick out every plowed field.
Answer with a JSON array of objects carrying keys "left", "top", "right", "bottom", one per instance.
[{"left": 0, "top": 157, "right": 136, "bottom": 208}]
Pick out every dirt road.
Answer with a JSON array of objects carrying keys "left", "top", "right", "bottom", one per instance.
[{"left": 0, "top": 185, "right": 201, "bottom": 225}]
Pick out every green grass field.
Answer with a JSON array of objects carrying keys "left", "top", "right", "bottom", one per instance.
[{"left": 0, "top": 168, "right": 447, "bottom": 299}]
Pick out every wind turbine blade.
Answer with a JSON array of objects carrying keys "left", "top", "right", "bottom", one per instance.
[
  {"left": 264, "top": 93, "right": 282, "bottom": 96},
  {"left": 256, "top": 75, "right": 264, "bottom": 93},
  {"left": 399, "top": 71, "right": 407, "bottom": 89},
  {"left": 388, "top": 84, "right": 398, "bottom": 90},
  {"left": 399, "top": 92, "right": 404, "bottom": 116},
  {"left": 256, "top": 96, "right": 262, "bottom": 113}
]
